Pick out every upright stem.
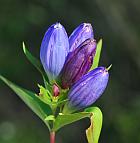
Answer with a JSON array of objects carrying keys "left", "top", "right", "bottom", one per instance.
[{"left": 50, "top": 132, "right": 55, "bottom": 143}]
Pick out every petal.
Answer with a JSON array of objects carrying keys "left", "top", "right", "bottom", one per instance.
[
  {"left": 69, "top": 23, "right": 94, "bottom": 52},
  {"left": 68, "top": 67, "right": 109, "bottom": 109},
  {"left": 60, "top": 39, "right": 96, "bottom": 89},
  {"left": 40, "top": 23, "right": 69, "bottom": 81}
]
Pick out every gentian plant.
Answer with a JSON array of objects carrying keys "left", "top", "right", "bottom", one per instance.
[{"left": 0, "top": 22, "right": 111, "bottom": 143}]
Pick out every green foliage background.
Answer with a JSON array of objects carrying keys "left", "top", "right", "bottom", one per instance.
[{"left": 0, "top": 0, "right": 140, "bottom": 143}]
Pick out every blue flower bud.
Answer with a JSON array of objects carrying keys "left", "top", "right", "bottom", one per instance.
[
  {"left": 68, "top": 67, "right": 109, "bottom": 110},
  {"left": 40, "top": 23, "right": 69, "bottom": 82},
  {"left": 69, "top": 23, "right": 93, "bottom": 52},
  {"left": 60, "top": 39, "right": 96, "bottom": 89}
]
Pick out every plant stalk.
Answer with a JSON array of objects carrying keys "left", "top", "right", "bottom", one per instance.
[{"left": 50, "top": 131, "right": 55, "bottom": 143}]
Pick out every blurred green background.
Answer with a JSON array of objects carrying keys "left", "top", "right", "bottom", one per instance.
[{"left": 0, "top": 0, "right": 140, "bottom": 143}]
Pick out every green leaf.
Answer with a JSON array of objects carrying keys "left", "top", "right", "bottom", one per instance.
[
  {"left": 36, "top": 84, "right": 52, "bottom": 105},
  {"left": 22, "top": 42, "right": 49, "bottom": 87},
  {"left": 22, "top": 42, "right": 42, "bottom": 73},
  {"left": 53, "top": 112, "right": 91, "bottom": 131},
  {"left": 90, "top": 39, "right": 102, "bottom": 70},
  {"left": 45, "top": 115, "right": 55, "bottom": 121},
  {"left": 84, "top": 107, "right": 103, "bottom": 143},
  {"left": 0, "top": 75, "right": 52, "bottom": 129}
]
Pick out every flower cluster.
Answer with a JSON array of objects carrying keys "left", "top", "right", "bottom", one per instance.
[
  {"left": 0, "top": 22, "right": 110, "bottom": 143},
  {"left": 40, "top": 22, "right": 109, "bottom": 111}
]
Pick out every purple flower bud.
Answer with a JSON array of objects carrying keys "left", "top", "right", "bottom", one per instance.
[
  {"left": 69, "top": 23, "right": 93, "bottom": 52},
  {"left": 68, "top": 67, "right": 109, "bottom": 110},
  {"left": 40, "top": 23, "right": 69, "bottom": 82},
  {"left": 60, "top": 39, "right": 96, "bottom": 89},
  {"left": 53, "top": 84, "right": 60, "bottom": 97}
]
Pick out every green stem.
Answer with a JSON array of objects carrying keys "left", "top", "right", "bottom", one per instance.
[{"left": 50, "top": 132, "right": 55, "bottom": 143}]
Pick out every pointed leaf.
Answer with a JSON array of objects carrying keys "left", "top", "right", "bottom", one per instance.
[
  {"left": 53, "top": 112, "right": 91, "bottom": 131},
  {"left": 0, "top": 75, "right": 52, "bottom": 128},
  {"left": 22, "top": 42, "right": 42, "bottom": 73},
  {"left": 84, "top": 107, "right": 103, "bottom": 143},
  {"left": 90, "top": 39, "right": 102, "bottom": 70},
  {"left": 22, "top": 42, "right": 49, "bottom": 86},
  {"left": 36, "top": 84, "right": 52, "bottom": 105}
]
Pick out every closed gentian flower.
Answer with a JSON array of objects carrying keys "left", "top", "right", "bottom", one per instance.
[
  {"left": 60, "top": 39, "right": 96, "bottom": 89},
  {"left": 67, "top": 67, "right": 109, "bottom": 110},
  {"left": 40, "top": 23, "right": 69, "bottom": 82},
  {"left": 69, "top": 23, "right": 93, "bottom": 52}
]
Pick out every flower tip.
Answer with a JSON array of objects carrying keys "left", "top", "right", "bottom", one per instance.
[
  {"left": 54, "top": 22, "right": 63, "bottom": 29},
  {"left": 83, "top": 23, "right": 92, "bottom": 32},
  {"left": 98, "top": 66, "right": 109, "bottom": 76},
  {"left": 83, "top": 23, "right": 92, "bottom": 27},
  {"left": 83, "top": 22, "right": 90, "bottom": 25},
  {"left": 69, "top": 22, "right": 94, "bottom": 52}
]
